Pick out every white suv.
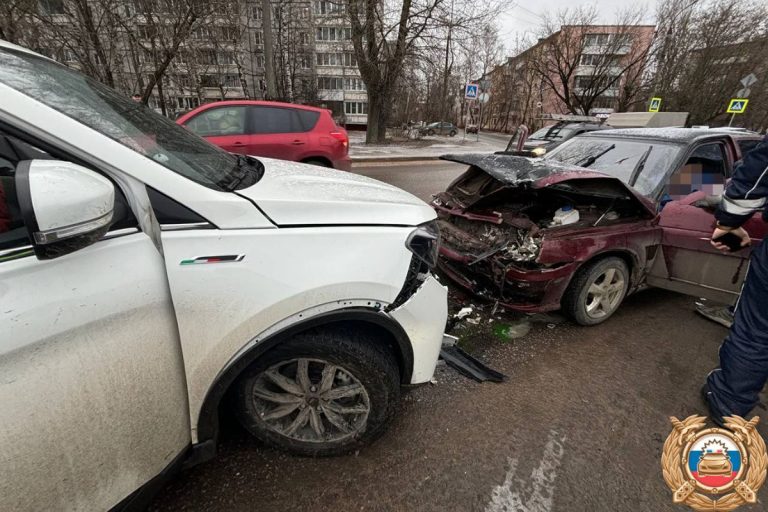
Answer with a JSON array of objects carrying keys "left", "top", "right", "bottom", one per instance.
[{"left": 0, "top": 42, "right": 447, "bottom": 510}]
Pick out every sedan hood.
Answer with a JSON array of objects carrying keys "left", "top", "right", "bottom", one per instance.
[
  {"left": 438, "top": 153, "right": 657, "bottom": 216},
  {"left": 237, "top": 158, "right": 435, "bottom": 226}
]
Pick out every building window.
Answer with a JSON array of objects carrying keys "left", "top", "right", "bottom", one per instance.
[
  {"left": 316, "top": 52, "right": 357, "bottom": 67},
  {"left": 221, "top": 74, "right": 240, "bottom": 88},
  {"left": 300, "top": 55, "right": 311, "bottom": 69},
  {"left": 177, "top": 96, "right": 201, "bottom": 110},
  {"left": 344, "top": 102, "right": 368, "bottom": 115},
  {"left": 584, "top": 33, "right": 610, "bottom": 46},
  {"left": 318, "top": 76, "right": 343, "bottom": 90},
  {"left": 300, "top": 32, "right": 310, "bottom": 45},
  {"left": 221, "top": 26, "right": 239, "bottom": 41},
  {"left": 217, "top": 50, "right": 236, "bottom": 65},
  {"left": 255, "top": 54, "right": 265, "bottom": 68},
  {"left": 314, "top": 1, "right": 346, "bottom": 15},
  {"left": 137, "top": 25, "right": 158, "bottom": 39},
  {"left": 574, "top": 76, "right": 593, "bottom": 89},
  {"left": 62, "top": 48, "right": 77, "bottom": 63},
  {"left": 199, "top": 74, "right": 219, "bottom": 87},
  {"left": 344, "top": 78, "right": 365, "bottom": 91},
  {"left": 251, "top": 6, "right": 262, "bottom": 19},
  {"left": 316, "top": 27, "right": 352, "bottom": 41},
  {"left": 39, "top": 0, "right": 65, "bottom": 15},
  {"left": 174, "top": 74, "right": 192, "bottom": 89},
  {"left": 253, "top": 31, "right": 263, "bottom": 45}
]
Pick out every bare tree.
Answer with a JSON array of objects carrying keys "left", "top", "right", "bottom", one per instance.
[
  {"left": 649, "top": 0, "right": 768, "bottom": 126},
  {"left": 0, "top": 0, "right": 37, "bottom": 44},
  {"left": 527, "top": 6, "right": 654, "bottom": 115}
]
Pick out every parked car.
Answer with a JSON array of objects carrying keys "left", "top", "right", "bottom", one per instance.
[
  {"left": 422, "top": 122, "right": 458, "bottom": 137},
  {"left": 466, "top": 124, "right": 479, "bottom": 134},
  {"left": 434, "top": 128, "right": 766, "bottom": 325},
  {"left": 0, "top": 42, "right": 448, "bottom": 510},
  {"left": 177, "top": 100, "right": 351, "bottom": 171},
  {"left": 501, "top": 119, "right": 609, "bottom": 156}
]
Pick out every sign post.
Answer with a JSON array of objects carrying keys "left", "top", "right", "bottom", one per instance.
[
  {"left": 727, "top": 98, "right": 749, "bottom": 127},
  {"left": 648, "top": 97, "right": 662, "bottom": 113}
]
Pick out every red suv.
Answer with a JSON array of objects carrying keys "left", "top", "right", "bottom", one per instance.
[{"left": 177, "top": 100, "right": 351, "bottom": 171}]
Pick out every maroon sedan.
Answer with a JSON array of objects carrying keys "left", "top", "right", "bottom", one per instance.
[
  {"left": 434, "top": 128, "right": 767, "bottom": 325},
  {"left": 177, "top": 100, "right": 351, "bottom": 171}
]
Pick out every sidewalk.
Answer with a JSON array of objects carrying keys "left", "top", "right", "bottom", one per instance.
[{"left": 349, "top": 130, "right": 509, "bottom": 163}]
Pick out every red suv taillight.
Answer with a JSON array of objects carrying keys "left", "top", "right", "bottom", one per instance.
[{"left": 330, "top": 130, "right": 349, "bottom": 151}]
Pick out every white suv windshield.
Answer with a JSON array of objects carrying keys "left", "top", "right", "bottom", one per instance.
[{"left": 0, "top": 47, "right": 254, "bottom": 191}]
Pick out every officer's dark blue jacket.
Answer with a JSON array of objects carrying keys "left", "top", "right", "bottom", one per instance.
[{"left": 716, "top": 135, "right": 768, "bottom": 227}]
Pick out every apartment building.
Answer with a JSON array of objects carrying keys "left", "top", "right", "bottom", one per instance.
[
  {"left": 482, "top": 24, "right": 655, "bottom": 132},
  {"left": 30, "top": 0, "right": 368, "bottom": 126}
]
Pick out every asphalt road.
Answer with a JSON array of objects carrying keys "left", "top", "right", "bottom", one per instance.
[
  {"left": 150, "top": 161, "right": 768, "bottom": 512},
  {"left": 350, "top": 160, "right": 467, "bottom": 202}
]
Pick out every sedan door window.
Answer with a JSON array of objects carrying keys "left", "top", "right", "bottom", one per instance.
[{"left": 666, "top": 143, "right": 726, "bottom": 200}]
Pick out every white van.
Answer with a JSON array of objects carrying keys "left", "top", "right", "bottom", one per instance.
[{"left": 0, "top": 41, "right": 447, "bottom": 510}]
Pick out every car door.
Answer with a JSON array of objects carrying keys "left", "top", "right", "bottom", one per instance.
[
  {"left": 646, "top": 140, "right": 767, "bottom": 304},
  {"left": 248, "top": 106, "right": 308, "bottom": 161},
  {"left": 0, "top": 132, "right": 189, "bottom": 511},
  {"left": 184, "top": 105, "right": 251, "bottom": 154}
]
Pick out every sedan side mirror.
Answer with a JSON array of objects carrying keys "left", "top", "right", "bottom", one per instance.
[{"left": 16, "top": 160, "right": 115, "bottom": 260}]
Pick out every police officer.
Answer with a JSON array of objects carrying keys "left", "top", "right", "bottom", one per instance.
[{"left": 704, "top": 134, "right": 768, "bottom": 425}]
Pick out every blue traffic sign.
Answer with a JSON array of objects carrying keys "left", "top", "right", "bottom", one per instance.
[{"left": 465, "top": 83, "right": 479, "bottom": 99}]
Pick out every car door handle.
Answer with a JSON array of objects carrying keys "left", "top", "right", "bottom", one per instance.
[
  {"left": 291, "top": 140, "right": 305, "bottom": 145},
  {"left": 232, "top": 142, "right": 245, "bottom": 146}
]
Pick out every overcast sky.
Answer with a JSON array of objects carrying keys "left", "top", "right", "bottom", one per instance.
[{"left": 498, "top": 0, "right": 656, "bottom": 52}]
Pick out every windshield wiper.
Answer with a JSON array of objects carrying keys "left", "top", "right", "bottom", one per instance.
[
  {"left": 576, "top": 144, "right": 615, "bottom": 168},
  {"left": 224, "top": 155, "right": 263, "bottom": 191},
  {"left": 628, "top": 145, "right": 653, "bottom": 186}
]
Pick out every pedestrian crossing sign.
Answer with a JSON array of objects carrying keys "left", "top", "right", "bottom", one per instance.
[
  {"left": 727, "top": 98, "right": 749, "bottom": 114},
  {"left": 465, "top": 83, "right": 479, "bottom": 99},
  {"left": 648, "top": 97, "right": 662, "bottom": 112}
]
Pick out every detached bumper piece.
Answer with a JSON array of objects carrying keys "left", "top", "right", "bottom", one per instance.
[{"left": 440, "top": 337, "right": 506, "bottom": 383}]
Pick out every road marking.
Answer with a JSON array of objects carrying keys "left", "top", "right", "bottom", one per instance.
[{"left": 485, "top": 429, "right": 567, "bottom": 512}]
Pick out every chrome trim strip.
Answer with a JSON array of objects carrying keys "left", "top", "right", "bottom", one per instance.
[
  {"left": 0, "top": 245, "right": 34, "bottom": 262},
  {"left": 161, "top": 223, "right": 214, "bottom": 231},
  {"left": 103, "top": 227, "right": 141, "bottom": 240}
]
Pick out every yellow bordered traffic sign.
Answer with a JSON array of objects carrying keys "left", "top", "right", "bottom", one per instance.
[
  {"left": 649, "top": 97, "right": 662, "bottom": 113},
  {"left": 727, "top": 99, "right": 749, "bottom": 114}
]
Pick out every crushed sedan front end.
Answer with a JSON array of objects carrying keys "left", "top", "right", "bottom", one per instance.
[{"left": 433, "top": 154, "right": 661, "bottom": 312}]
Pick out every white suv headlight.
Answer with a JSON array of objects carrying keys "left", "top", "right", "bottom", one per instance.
[{"left": 405, "top": 220, "right": 440, "bottom": 268}]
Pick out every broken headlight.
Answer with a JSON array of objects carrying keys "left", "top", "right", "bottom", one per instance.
[{"left": 406, "top": 220, "right": 440, "bottom": 268}]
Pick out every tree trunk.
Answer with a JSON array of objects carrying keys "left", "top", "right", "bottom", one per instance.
[
  {"left": 366, "top": 90, "right": 387, "bottom": 144},
  {"left": 262, "top": 0, "right": 278, "bottom": 100},
  {"left": 157, "top": 76, "right": 167, "bottom": 116}
]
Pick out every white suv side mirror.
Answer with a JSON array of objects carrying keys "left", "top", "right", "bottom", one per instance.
[{"left": 16, "top": 160, "right": 115, "bottom": 259}]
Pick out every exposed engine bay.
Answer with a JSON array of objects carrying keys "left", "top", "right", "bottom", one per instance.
[
  {"left": 432, "top": 154, "right": 658, "bottom": 306},
  {"left": 434, "top": 161, "right": 652, "bottom": 267}
]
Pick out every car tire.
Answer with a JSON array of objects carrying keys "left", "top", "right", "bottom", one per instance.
[
  {"left": 562, "top": 257, "right": 629, "bottom": 326},
  {"left": 449, "top": 130, "right": 457, "bottom": 137},
  {"left": 303, "top": 159, "right": 331, "bottom": 168},
  {"left": 427, "top": 129, "right": 435, "bottom": 136},
  {"left": 235, "top": 328, "right": 400, "bottom": 457}
]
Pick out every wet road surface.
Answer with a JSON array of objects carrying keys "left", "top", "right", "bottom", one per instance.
[{"left": 149, "top": 161, "right": 768, "bottom": 511}]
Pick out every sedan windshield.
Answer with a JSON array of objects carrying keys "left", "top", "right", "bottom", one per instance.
[
  {"left": 0, "top": 47, "right": 256, "bottom": 191},
  {"left": 529, "top": 126, "right": 576, "bottom": 141},
  {"left": 543, "top": 137, "right": 681, "bottom": 196}
]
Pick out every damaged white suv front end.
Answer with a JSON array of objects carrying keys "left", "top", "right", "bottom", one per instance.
[{"left": 0, "top": 41, "right": 448, "bottom": 511}]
